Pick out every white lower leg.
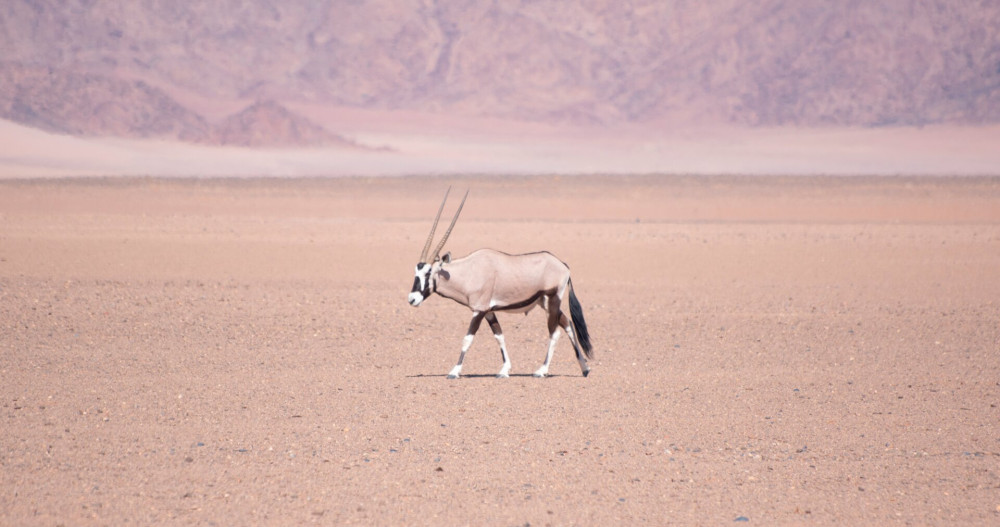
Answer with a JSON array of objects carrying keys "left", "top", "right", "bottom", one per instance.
[
  {"left": 448, "top": 334, "right": 475, "bottom": 379},
  {"left": 495, "top": 334, "right": 510, "bottom": 378},
  {"left": 534, "top": 331, "right": 560, "bottom": 377}
]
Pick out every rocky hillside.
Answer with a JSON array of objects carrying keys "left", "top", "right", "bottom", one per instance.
[
  {"left": 1, "top": 0, "right": 998, "bottom": 143},
  {"left": 0, "top": 63, "right": 213, "bottom": 141},
  {"left": 214, "top": 100, "right": 356, "bottom": 148},
  {"left": 0, "top": 63, "right": 353, "bottom": 147}
]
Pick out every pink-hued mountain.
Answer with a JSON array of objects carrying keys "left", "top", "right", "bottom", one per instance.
[
  {"left": 0, "top": 63, "right": 354, "bottom": 147},
  {"left": 213, "top": 100, "right": 357, "bottom": 148},
  {"left": 1, "top": 0, "right": 998, "bottom": 145}
]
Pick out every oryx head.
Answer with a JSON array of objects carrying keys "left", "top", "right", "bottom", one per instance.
[{"left": 408, "top": 188, "right": 468, "bottom": 307}]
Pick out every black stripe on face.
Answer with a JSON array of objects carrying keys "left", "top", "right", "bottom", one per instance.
[{"left": 411, "top": 263, "right": 432, "bottom": 297}]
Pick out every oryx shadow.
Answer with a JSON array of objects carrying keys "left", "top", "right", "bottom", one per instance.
[{"left": 406, "top": 373, "right": 568, "bottom": 379}]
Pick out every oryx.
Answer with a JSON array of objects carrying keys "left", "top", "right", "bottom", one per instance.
[{"left": 408, "top": 188, "right": 593, "bottom": 379}]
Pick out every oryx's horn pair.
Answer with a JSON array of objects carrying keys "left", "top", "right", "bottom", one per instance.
[{"left": 419, "top": 187, "right": 468, "bottom": 264}]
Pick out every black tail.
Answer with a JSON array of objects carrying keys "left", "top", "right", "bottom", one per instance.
[{"left": 568, "top": 281, "right": 593, "bottom": 359}]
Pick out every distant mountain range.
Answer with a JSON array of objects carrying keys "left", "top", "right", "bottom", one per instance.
[
  {"left": 0, "top": 63, "right": 356, "bottom": 147},
  {"left": 1, "top": 0, "right": 998, "bottom": 146}
]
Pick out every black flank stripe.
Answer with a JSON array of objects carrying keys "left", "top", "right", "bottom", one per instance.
[{"left": 493, "top": 288, "right": 556, "bottom": 311}]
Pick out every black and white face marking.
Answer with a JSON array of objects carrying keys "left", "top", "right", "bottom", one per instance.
[{"left": 408, "top": 262, "right": 433, "bottom": 306}]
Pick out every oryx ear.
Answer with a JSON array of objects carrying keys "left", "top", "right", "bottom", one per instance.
[{"left": 441, "top": 252, "right": 452, "bottom": 264}]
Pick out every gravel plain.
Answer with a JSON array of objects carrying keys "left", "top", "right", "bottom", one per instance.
[{"left": 2, "top": 175, "right": 999, "bottom": 525}]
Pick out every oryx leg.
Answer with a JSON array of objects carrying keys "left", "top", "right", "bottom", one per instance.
[
  {"left": 533, "top": 303, "right": 562, "bottom": 378},
  {"left": 485, "top": 312, "right": 511, "bottom": 378},
  {"left": 448, "top": 311, "right": 485, "bottom": 379},
  {"left": 561, "top": 312, "right": 590, "bottom": 377}
]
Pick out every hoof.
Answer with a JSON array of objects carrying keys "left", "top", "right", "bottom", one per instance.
[
  {"left": 582, "top": 369, "right": 590, "bottom": 378},
  {"left": 532, "top": 371, "right": 547, "bottom": 378},
  {"left": 446, "top": 373, "right": 460, "bottom": 379},
  {"left": 496, "top": 373, "right": 509, "bottom": 379}
]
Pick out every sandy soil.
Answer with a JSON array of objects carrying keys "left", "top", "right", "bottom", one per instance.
[{"left": 2, "top": 175, "right": 999, "bottom": 525}]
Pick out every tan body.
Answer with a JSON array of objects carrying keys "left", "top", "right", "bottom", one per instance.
[{"left": 436, "top": 250, "right": 568, "bottom": 314}]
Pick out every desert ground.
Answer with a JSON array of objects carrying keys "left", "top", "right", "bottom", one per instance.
[{"left": 1, "top": 175, "right": 999, "bottom": 525}]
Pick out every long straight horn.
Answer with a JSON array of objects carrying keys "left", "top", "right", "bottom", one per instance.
[
  {"left": 420, "top": 187, "right": 451, "bottom": 263},
  {"left": 430, "top": 189, "right": 468, "bottom": 262}
]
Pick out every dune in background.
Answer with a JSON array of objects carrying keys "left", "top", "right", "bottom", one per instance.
[{"left": 2, "top": 115, "right": 999, "bottom": 178}]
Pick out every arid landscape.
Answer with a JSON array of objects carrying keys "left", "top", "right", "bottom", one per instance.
[
  {"left": 2, "top": 176, "right": 999, "bottom": 525},
  {"left": 3, "top": 1, "right": 1000, "bottom": 178},
  {"left": 2, "top": 1, "right": 999, "bottom": 524},
  {"left": 5, "top": 1, "right": 999, "bottom": 134}
]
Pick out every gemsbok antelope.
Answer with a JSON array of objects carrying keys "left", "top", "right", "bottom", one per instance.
[{"left": 408, "top": 188, "right": 593, "bottom": 378}]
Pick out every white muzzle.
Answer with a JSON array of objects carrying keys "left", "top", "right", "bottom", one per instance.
[{"left": 408, "top": 291, "right": 425, "bottom": 306}]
